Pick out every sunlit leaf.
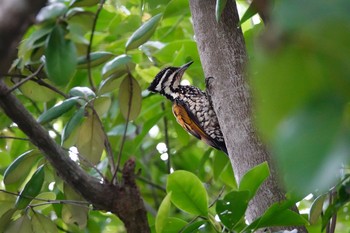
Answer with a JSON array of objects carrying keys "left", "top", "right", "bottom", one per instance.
[
  {"left": 102, "top": 54, "right": 135, "bottom": 79},
  {"left": 69, "top": 86, "right": 96, "bottom": 99},
  {"left": 166, "top": 170, "right": 208, "bottom": 216},
  {"left": 0, "top": 209, "right": 16, "bottom": 233},
  {"left": 118, "top": 76, "right": 142, "bottom": 121},
  {"left": 125, "top": 13, "right": 163, "bottom": 51},
  {"left": 45, "top": 25, "right": 77, "bottom": 86},
  {"left": 309, "top": 194, "right": 327, "bottom": 224},
  {"left": 94, "top": 96, "right": 111, "bottom": 116},
  {"left": 76, "top": 113, "right": 105, "bottom": 165},
  {"left": 30, "top": 192, "right": 57, "bottom": 211},
  {"left": 62, "top": 106, "right": 85, "bottom": 143},
  {"left": 70, "top": 0, "right": 99, "bottom": 7},
  {"left": 19, "top": 80, "right": 56, "bottom": 102},
  {"left": 36, "top": 2, "right": 67, "bottom": 23},
  {"left": 156, "top": 192, "right": 172, "bottom": 233}
]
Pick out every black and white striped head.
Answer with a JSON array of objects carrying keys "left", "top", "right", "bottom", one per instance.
[{"left": 148, "top": 61, "right": 193, "bottom": 100}]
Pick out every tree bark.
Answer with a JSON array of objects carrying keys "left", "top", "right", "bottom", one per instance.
[
  {"left": 0, "top": 0, "right": 149, "bottom": 232},
  {"left": 189, "top": 0, "right": 306, "bottom": 232}
]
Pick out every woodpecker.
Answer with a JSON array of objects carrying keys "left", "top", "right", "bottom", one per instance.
[{"left": 148, "top": 61, "right": 228, "bottom": 155}]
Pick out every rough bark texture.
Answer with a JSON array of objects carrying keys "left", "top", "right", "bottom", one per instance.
[
  {"left": 0, "top": 0, "right": 149, "bottom": 232},
  {"left": 189, "top": 0, "right": 306, "bottom": 232}
]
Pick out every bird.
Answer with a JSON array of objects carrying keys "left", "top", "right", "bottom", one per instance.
[{"left": 148, "top": 61, "right": 228, "bottom": 155}]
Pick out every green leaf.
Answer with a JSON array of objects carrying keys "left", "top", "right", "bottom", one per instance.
[
  {"left": 108, "top": 123, "right": 137, "bottom": 136},
  {"left": 160, "top": 217, "right": 187, "bottom": 233},
  {"left": 45, "top": 25, "right": 77, "bottom": 86},
  {"left": 19, "top": 80, "right": 56, "bottom": 102},
  {"left": 181, "top": 220, "right": 208, "bottom": 233},
  {"left": 125, "top": 13, "right": 163, "bottom": 51},
  {"left": 0, "top": 209, "right": 16, "bottom": 233},
  {"left": 77, "top": 52, "right": 114, "bottom": 69},
  {"left": 15, "top": 165, "right": 45, "bottom": 209},
  {"left": 32, "top": 212, "right": 58, "bottom": 233},
  {"left": 98, "top": 75, "right": 124, "bottom": 95},
  {"left": 36, "top": 2, "right": 67, "bottom": 23},
  {"left": 101, "top": 54, "right": 134, "bottom": 79},
  {"left": 118, "top": 76, "right": 142, "bottom": 121},
  {"left": 166, "top": 170, "right": 208, "bottom": 216},
  {"left": 76, "top": 113, "right": 105, "bottom": 165},
  {"left": 37, "top": 97, "right": 79, "bottom": 124},
  {"left": 61, "top": 106, "right": 85, "bottom": 143},
  {"left": 216, "top": 191, "right": 250, "bottom": 229},
  {"left": 213, "top": 151, "right": 229, "bottom": 180},
  {"left": 239, "top": 1, "right": 258, "bottom": 25},
  {"left": 94, "top": 96, "right": 111, "bottom": 116},
  {"left": 215, "top": 0, "right": 228, "bottom": 22},
  {"left": 246, "top": 200, "right": 307, "bottom": 231},
  {"left": 70, "top": 0, "right": 99, "bottom": 7},
  {"left": 69, "top": 86, "right": 96, "bottom": 99},
  {"left": 5, "top": 215, "right": 33, "bottom": 233},
  {"left": 309, "top": 194, "right": 327, "bottom": 224},
  {"left": 156, "top": 192, "right": 172, "bottom": 233},
  {"left": 62, "top": 183, "right": 88, "bottom": 228},
  {"left": 272, "top": 97, "right": 346, "bottom": 197},
  {"left": 164, "top": 0, "right": 190, "bottom": 18},
  {"left": 239, "top": 162, "right": 270, "bottom": 200},
  {"left": 30, "top": 192, "right": 57, "bottom": 211},
  {"left": 4, "top": 150, "right": 41, "bottom": 185}
]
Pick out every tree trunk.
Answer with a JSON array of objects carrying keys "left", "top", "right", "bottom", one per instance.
[{"left": 189, "top": 1, "right": 306, "bottom": 232}]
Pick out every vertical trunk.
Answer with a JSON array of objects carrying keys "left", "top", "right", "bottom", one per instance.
[{"left": 189, "top": 1, "right": 306, "bottom": 232}]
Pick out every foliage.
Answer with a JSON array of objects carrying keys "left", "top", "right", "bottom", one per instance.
[{"left": 0, "top": 0, "right": 349, "bottom": 232}]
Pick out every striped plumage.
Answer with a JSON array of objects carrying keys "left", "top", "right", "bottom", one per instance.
[{"left": 148, "top": 61, "right": 228, "bottom": 154}]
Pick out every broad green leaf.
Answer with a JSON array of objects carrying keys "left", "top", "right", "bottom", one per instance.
[
  {"left": 0, "top": 209, "right": 16, "bottom": 233},
  {"left": 164, "top": 0, "right": 190, "bottom": 18},
  {"left": 32, "top": 212, "right": 58, "bottom": 233},
  {"left": 77, "top": 52, "right": 114, "bottom": 69},
  {"left": 4, "top": 150, "right": 41, "bottom": 185},
  {"left": 102, "top": 54, "right": 134, "bottom": 79},
  {"left": 62, "top": 183, "right": 88, "bottom": 229},
  {"left": 15, "top": 165, "right": 45, "bottom": 209},
  {"left": 61, "top": 106, "right": 85, "bottom": 143},
  {"left": 36, "top": 2, "right": 67, "bottom": 23},
  {"left": 239, "top": 162, "right": 270, "bottom": 200},
  {"left": 215, "top": 0, "right": 228, "bottom": 22},
  {"left": 30, "top": 192, "right": 57, "bottom": 211},
  {"left": 118, "top": 76, "right": 142, "bottom": 121},
  {"left": 156, "top": 192, "right": 172, "bottom": 233},
  {"left": 70, "top": 0, "right": 99, "bottom": 7},
  {"left": 160, "top": 217, "right": 187, "bottom": 233},
  {"left": 166, "top": 170, "right": 208, "bottom": 216},
  {"left": 69, "top": 86, "right": 96, "bottom": 99},
  {"left": 239, "top": 1, "right": 258, "bottom": 25},
  {"left": 272, "top": 97, "right": 346, "bottom": 197},
  {"left": 19, "top": 80, "right": 56, "bottom": 102},
  {"left": 213, "top": 151, "right": 229, "bottom": 180},
  {"left": 45, "top": 25, "right": 77, "bottom": 86},
  {"left": 76, "top": 113, "right": 105, "bottom": 165},
  {"left": 5, "top": 215, "right": 33, "bottom": 233},
  {"left": 37, "top": 97, "right": 79, "bottom": 124},
  {"left": 246, "top": 200, "right": 307, "bottom": 231},
  {"left": 309, "top": 194, "right": 327, "bottom": 224},
  {"left": 216, "top": 191, "right": 250, "bottom": 229},
  {"left": 181, "top": 220, "right": 208, "bottom": 233},
  {"left": 94, "top": 96, "right": 111, "bottom": 116},
  {"left": 98, "top": 74, "right": 124, "bottom": 95},
  {"left": 125, "top": 13, "right": 163, "bottom": 51}
]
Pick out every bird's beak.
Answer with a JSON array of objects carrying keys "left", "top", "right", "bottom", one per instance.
[{"left": 176, "top": 61, "right": 193, "bottom": 79}]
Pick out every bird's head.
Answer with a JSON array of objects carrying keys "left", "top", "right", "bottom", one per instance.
[{"left": 148, "top": 61, "right": 193, "bottom": 94}]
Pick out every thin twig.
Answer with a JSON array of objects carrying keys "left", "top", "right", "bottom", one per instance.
[
  {"left": 161, "top": 102, "right": 171, "bottom": 174},
  {"left": 136, "top": 175, "right": 166, "bottom": 192},
  {"left": 5, "top": 64, "right": 44, "bottom": 95},
  {"left": 0, "top": 135, "right": 30, "bottom": 141},
  {"left": 35, "top": 78, "right": 68, "bottom": 98},
  {"left": 112, "top": 73, "right": 133, "bottom": 184},
  {"left": 86, "top": 0, "right": 106, "bottom": 92},
  {"left": 209, "top": 185, "right": 226, "bottom": 208}
]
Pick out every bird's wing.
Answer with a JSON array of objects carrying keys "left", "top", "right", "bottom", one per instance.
[{"left": 172, "top": 99, "right": 227, "bottom": 154}]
